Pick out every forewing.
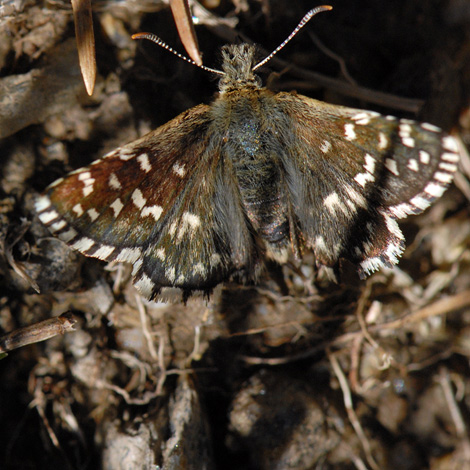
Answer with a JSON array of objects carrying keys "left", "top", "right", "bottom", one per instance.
[
  {"left": 276, "top": 93, "right": 459, "bottom": 277},
  {"left": 36, "top": 104, "right": 258, "bottom": 299}
]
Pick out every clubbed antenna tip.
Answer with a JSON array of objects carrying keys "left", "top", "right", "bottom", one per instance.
[{"left": 253, "top": 5, "right": 333, "bottom": 71}]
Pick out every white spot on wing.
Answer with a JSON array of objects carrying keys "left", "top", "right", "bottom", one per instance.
[
  {"left": 421, "top": 122, "right": 441, "bottom": 132},
  {"left": 131, "top": 189, "right": 147, "bottom": 209},
  {"left": 166, "top": 267, "right": 176, "bottom": 283},
  {"left": 137, "top": 153, "right": 151, "bottom": 173},
  {"left": 50, "top": 220, "right": 67, "bottom": 232},
  {"left": 320, "top": 140, "right": 332, "bottom": 153},
  {"left": 351, "top": 112, "right": 372, "bottom": 125},
  {"left": 383, "top": 214, "right": 403, "bottom": 240},
  {"left": 388, "top": 202, "right": 414, "bottom": 218},
  {"left": 378, "top": 132, "right": 389, "bottom": 150},
  {"left": 344, "top": 123, "right": 356, "bottom": 141},
  {"left": 361, "top": 257, "right": 386, "bottom": 276},
  {"left": 93, "top": 245, "right": 116, "bottom": 260},
  {"left": 109, "top": 173, "right": 122, "bottom": 190},
  {"left": 402, "top": 137, "right": 415, "bottom": 148},
  {"left": 442, "top": 136, "right": 458, "bottom": 153},
  {"left": 135, "top": 274, "right": 155, "bottom": 297},
  {"left": 424, "top": 182, "right": 446, "bottom": 198},
  {"left": 173, "top": 163, "right": 186, "bottom": 177},
  {"left": 419, "top": 150, "right": 430, "bottom": 164},
  {"left": 119, "top": 147, "right": 135, "bottom": 161},
  {"left": 385, "top": 158, "right": 399, "bottom": 176},
  {"left": 343, "top": 184, "right": 367, "bottom": 208},
  {"left": 79, "top": 172, "right": 95, "bottom": 198},
  {"left": 407, "top": 159, "right": 419, "bottom": 172},
  {"left": 193, "top": 262, "right": 206, "bottom": 276},
  {"left": 87, "top": 208, "right": 99, "bottom": 221},
  {"left": 35, "top": 195, "right": 52, "bottom": 212},
  {"left": 110, "top": 198, "right": 124, "bottom": 217},
  {"left": 182, "top": 212, "right": 201, "bottom": 230},
  {"left": 438, "top": 162, "right": 457, "bottom": 172},
  {"left": 39, "top": 210, "right": 59, "bottom": 224},
  {"left": 59, "top": 228, "right": 78, "bottom": 242},
  {"left": 399, "top": 123, "right": 415, "bottom": 148},
  {"left": 116, "top": 247, "right": 142, "bottom": 263},
  {"left": 72, "top": 237, "right": 95, "bottom": 252},
  {"left": 441, "top": 152, "right": 459, "bottom": 163},
  {"left": 141, "top": 205, "right": 163, "bottom": 221},
  {"left": 354, "top": 154, "right": 376, "bottom": 187},
  {"left": 78, "top": 172, "right": 91, "bottom": 181},
  {"left": 355, "top": 172, "right": 374, "bottom": 187},
  {"left": 131, "top": 258, "right": 143, "bottom": 275},
  {"left": 433, "top": 171, "right": 454, "bottom": 184},
  {"left": 410, "top": 195, "right": 430, "bottom": 211},
  {"left": 73, "top": 204, "right": 84, "bottom": 216},
  {"left": 364, "top": 154, "right": 376, "bottom": 173},
  {"left": 315, "top": 235, "right": 327, "bottom": 251},
  {"left": 323, "top": 192, "right": 349, "bottom": 217}
]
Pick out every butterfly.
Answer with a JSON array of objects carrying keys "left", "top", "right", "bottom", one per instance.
[{"left": 35, "top": 6, "right": 460, "bottom": 302}]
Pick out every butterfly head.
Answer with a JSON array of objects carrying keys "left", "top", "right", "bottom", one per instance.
[{"left": 218, "top": 44, "right": 262, "bottom": 93}]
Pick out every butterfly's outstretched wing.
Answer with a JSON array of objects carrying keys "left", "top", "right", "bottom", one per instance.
[
  {"left": 276, "top": 93, "right": 459, "bottom": 277},
  {"left": 36, "top": 104, "right": 260, "bottom": 300}
]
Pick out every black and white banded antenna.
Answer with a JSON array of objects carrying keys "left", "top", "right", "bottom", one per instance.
[
  {"left": 132, "top": 32, "right": 225, "bottom": 76},
  {"left": 132, "top": 5, "right": 332, "bottom": 76},
  {"left": 253, "top": 5, "right": 332, "bottom": 71}
]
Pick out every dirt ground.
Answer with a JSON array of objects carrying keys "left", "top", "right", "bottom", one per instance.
[{"left": 0, "top": 0, "right": 470, "bottom": 469}]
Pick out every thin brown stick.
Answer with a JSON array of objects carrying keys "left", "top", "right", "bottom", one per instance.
[
  {"left": 0, "top": 312, "right": 77, "bottom": 353},
  {"left": 329, "top": 350, "right": 380, "bottom": 470},
  {"left": 241, "top": 290, "right": 470, "bottom": 365}
]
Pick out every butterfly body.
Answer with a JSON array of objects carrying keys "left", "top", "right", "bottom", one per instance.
[{"left": 36, "top": 44, "right": 460, "bottom": 301}]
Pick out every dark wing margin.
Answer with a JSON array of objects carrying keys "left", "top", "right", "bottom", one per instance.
[{"left": 275, "top": 93, "right": 459, "bottom": 277}]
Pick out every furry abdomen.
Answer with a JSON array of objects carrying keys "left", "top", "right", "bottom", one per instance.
[{"left": 213, "top": 88, "right": 291, "bottom": 250}]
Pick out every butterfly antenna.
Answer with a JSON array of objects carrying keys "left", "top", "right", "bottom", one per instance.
[
  {"left": 132, "top": 32, "right": 225, "bottom": 76},
  {"left": 253, "top": 5, "right": 333, "bottom": 72}
]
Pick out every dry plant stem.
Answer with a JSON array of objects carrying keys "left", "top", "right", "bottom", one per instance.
[
  {"left": 186, "top": 324, "right": 202, "bottom": 365},
  {"left": 437, "top": 366, "right": 470, "bottom": 461},
  {"left": 0, "top": 312, "right": 77, "bottom": 353},
  {"left": 135, "top": 294, "right": 159, "bottom": 360},
  {"left": 110, "top": 350, "right": 152, "bottom": 387},
  {"left": 241, "top": 290, "right": 470, "bottom": 365},
  {"left": 307, "top": 30, "right": 357, "bottom": 86},
  {"left": 355, "top": 282, "right": 380, "bottom": 350},
  {"left": 367, "top": 290, "right": 470, "bottom": 332},
  {"left": 97, "top": 379, "right": 160, "bottom": 405},
  {"left": 328, "top": 350, "right": 380, "bottom": 470},
  {"left": 29, "top": 379, "right": 60, "bottom": 448},
  {"left": 111, "top": 262, "right": 126, "bottom": 294},
  {"left": 155, "top": 321, "right": 168, "bottom": 396},
  {"left": 71, "top": 0, "right": 96, "bottom": 95},
  {"left": 349, "top": 333, "right": 363, "bottom": 393},
  {"left": 170, "top": 0, "right": 202, "bottom": 66}
]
